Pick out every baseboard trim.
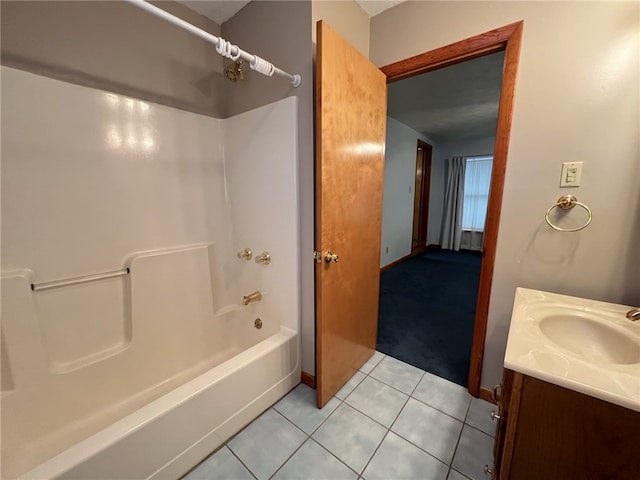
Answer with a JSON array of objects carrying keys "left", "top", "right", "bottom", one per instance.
[
  {"left": 301, "top": 371, "right": 316, "bottom": 388},
  {"left": 380, "top": 254, "right": 411, "bottom": 272},
  {"left": 479, "top": 386, "right": 497, "bottom": 405}
]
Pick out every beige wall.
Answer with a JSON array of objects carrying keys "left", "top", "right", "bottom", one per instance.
[
  {"left": 223, "top": 1, "right": 316, "bottom": 376},
  {"left": 1, "top": 1, "right": 226, "bottom": 117},
  {"left": 371, "top": 1, "right": 640, "bottom": 388},
  {"left": 312, "top": 0, "right": 370, "bottom": 58}
]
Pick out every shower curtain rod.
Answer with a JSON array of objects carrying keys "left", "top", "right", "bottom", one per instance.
[{"left": 126, "top": 0, "right": 301, "bottom": 87}]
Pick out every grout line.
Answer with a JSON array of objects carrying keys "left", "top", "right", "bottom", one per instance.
[
  {"left": 449, "top": 467, "right": 473, "bottom": 480},
  {"left": 462, "top": 395, "right": 473, "bottom": 423},
  {"left": 358, "top": 428, "right": 391, "bottom": 477},
  {"left": 448, "top": 417, "right": 466, "bottom": 468},
  {"left": 267, "top": 437, "right": 311, "bottom": 480},
  {"left": 387, "top": 428, "right": 453, "bottom": 471},
  {"left": 408, "top": 393, "right": 472, "bottom": 424},
  {"left": 308, "top": 395, "right": 344, "bottom": 436},
  {"left": 271, "top": 407, "right": 311, "bottom": 437},
  {"left": 335, "top": 371, "right": 367, "bottom": 401},
  {"left": 367, "top": 371, "right": 424, "bottom": 397},
  {"left": 387, "top": 373, "right": 419, "bottom": 431},
  {"left": 312, "top": 436, "right": 362, "bottom": 477},
  {"left": 462, "top": 421, "right": 496, "bottom": 439},
  {"left": 227, "top": 446, "right": 259, "bottom": 480}
]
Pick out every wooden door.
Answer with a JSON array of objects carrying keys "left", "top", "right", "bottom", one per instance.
[{"left": 315, "top": 21, "right": 387, "bottom": 407}]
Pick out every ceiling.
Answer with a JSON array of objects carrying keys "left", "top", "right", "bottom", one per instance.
[
  {"left": 354, "top": 0, "right": 406, "bottom": 17},
  {"left": 177, "top": 0, "right": 250, "bottom": 25},
  {"left": 177, "top": 0, "right": 406, "bottom": 25},
  {"left": 387, "top": 51, "right": 505, "bottom": 143}
]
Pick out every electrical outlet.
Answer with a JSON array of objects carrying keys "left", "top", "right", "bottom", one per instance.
[{"left": 385, "top": 247, "right": 389, "bottom": 254}]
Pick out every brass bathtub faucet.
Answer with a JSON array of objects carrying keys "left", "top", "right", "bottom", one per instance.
[{"left": 242, "top": 291, "right": 262, "bottom": 305}]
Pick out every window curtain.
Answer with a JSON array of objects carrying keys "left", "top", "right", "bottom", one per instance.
[{"left": 440, "top": 156, "right": 466, "bottom": 251}]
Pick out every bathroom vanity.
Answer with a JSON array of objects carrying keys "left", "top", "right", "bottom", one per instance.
[
  {"left": 488, "top": 288, "right": 640, "bottom": 480},
  {"left": 491, "top": 369, "right": 639, "bottom": 479}
]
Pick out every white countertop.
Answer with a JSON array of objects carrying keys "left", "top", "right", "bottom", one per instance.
[{"left": 504, "top": 287, "right": 640, "bottom": 412}]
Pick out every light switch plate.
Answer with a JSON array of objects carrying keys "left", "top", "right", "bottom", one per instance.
[{"left": 560, "top": 161, "right": 583, "bottom": 187}]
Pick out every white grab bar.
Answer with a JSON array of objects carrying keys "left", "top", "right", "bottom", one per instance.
[{"left": 31, "top": 268, "right": 130, "bottom": 292}]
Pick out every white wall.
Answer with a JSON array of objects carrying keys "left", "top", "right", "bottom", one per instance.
[
  {"left": 381, "top": 117, "right": 435, "bottom": 266},
  {"left": 371, "top": 1, "right": 640, "bottom": 387},
  {"left": 0, "top": 0, "right": 226, "bottom": 117},
  {"left": 1, "top": 66, "right": 300, "bottom": 338},
  {"left": 1, "top": 67, "right": 225, "bottom": 280},
  {"left": 312, "top": 0, "right": 370, "bottom": 58},
  {"left": 430, "top": 136, "right": 496, "bottom": 245}
]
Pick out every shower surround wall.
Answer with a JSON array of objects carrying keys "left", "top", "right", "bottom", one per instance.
[{"left": 0, "top": 66, "right": 300, "bottom": 479}]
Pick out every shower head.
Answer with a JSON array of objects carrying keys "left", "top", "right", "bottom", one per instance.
[{"left": 224, "top": 61, "right": 244, "bottom": 82}]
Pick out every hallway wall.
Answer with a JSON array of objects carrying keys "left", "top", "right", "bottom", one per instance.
[{"left": 381, "top": 117, "right": 435, "bottom": 267}]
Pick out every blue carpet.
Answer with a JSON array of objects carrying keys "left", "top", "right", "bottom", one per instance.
[{"left": 377, "top": 249, "right": 482, "bottom": 387}]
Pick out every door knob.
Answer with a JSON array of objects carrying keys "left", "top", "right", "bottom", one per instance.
[{"left": 325, "top": 251, "right": 339, "bottom": 263}]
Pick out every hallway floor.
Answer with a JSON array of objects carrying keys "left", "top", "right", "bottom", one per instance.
[
  {"left": 184, "top": 352, "right": 495, "bottom": 480},
  {"left": 378, "top": 249, "right": 482, "bottom": 387}
]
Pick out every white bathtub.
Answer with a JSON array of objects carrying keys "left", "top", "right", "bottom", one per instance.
[
  {"left": 1, "top": 243, "right": 300, "bottom": 479},
  {"left": 19, "top": 327, "right": 299, "bottom": 480}
]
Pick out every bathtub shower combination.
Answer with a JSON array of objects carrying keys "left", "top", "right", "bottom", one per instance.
[{"left": 0, "top": 66, "right": 300, "bottom": 479}]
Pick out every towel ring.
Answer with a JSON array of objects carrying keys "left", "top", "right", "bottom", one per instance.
[{"left": 545, "top": 195, "right": 592, "bottom": 232}]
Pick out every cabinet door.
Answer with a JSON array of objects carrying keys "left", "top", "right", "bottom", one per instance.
[{"left": 493, "top": 369, "right": 521, "bottom": 479}]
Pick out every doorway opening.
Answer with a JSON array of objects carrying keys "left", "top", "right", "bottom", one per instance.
[
  {"left": 378, "top": 51, "right": 501, "bottom": 387},
  {"left": 379, "top": 21, "right": 523, "bottom": 399}
]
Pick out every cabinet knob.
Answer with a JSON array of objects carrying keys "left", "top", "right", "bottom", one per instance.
[
  {"left": 484, "top": 465, "right": 493, "bottom": 476},
  {"left": 490, "top": 411, "right": 501, "bottom": 421}
]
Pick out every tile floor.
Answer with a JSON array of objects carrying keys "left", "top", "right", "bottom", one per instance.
[{"left": 184, "top": 352, "right": 496, "bottom": 480}]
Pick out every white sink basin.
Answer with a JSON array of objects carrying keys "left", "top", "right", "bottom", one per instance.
[
  {"left": 538, "top": 313, "right": 640, "bottom": 365},
  {"left": 505, "top": 288, "right": 640, "bottom": 412}
]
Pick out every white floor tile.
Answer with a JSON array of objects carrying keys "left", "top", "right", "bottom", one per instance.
[
  {"left": 359, "top": 350, "right": 386, "bottom": 374},
  {"left": 274, "top": 383, "right": 340, "bottom": 434},
  {"left": 335, "top": 371, "right": 366, "bottom": 400},
  {"left": 345, "top": 376, "right": 408, "bottom": 427},
  {"left": 312, "top": 403, "right": 387, "bottom": 474},
  {"left": 412, "top": 372, "right": 472, "bottom": 421},
  {"left": 451, "top": 425, "right": 494, "bottom": 480},
  {"left": 447, "top": 468, "right": 472, "bottom": 480},
  {"left": 465, "top": 398, "right": 497, "bottom": 437},
  {"left": 273, "top": 439, "right": 357, "bottom": 480},
  {"left": 362, "top": 432, "right": 449, "bottom": 480},
  {"left": 369, "top": 356, "right": 424, "bottom": 394},
  {"left": 392, "top": 398, "right": 463, "bottom": 464},
  {"left": 228, "top": 409, "right": 306, "bottom": 480},
  {"left": 183, "top": 446, "right": 254, "bottom": 480}
]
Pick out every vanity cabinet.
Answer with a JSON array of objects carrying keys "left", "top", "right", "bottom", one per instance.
[{"left": 491, "top": 369, "right": 640, "bottom": 480}]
